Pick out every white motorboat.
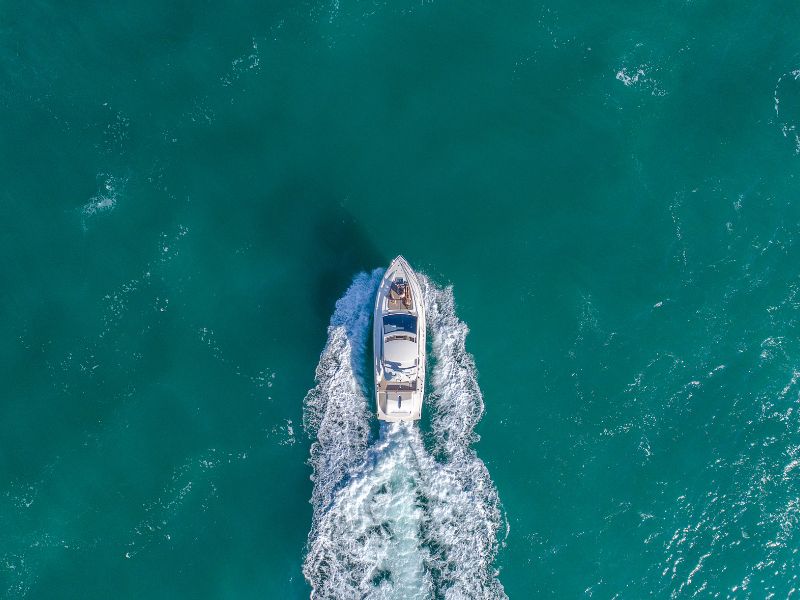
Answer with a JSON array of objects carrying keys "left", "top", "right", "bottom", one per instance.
[{"left": 373, "top": 256, "right": 426, "bottom": 422}]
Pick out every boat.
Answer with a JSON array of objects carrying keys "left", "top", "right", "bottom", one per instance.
[{"left": 373, "top": 256, "right": 426, "bottom": 422}]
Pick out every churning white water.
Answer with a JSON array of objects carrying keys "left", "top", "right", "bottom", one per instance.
[{"left": 303, "top": 270, "right": 505, "bottom": 599}]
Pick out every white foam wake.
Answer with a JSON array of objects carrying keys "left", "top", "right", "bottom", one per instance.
[
  {"left": 303, "top": 269, "right": 383, "bottom": 518},
  {"left": 303, "top": 271, "right": 506, "bottom": 599}
]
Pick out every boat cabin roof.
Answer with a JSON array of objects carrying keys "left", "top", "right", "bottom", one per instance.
[{"left": 383, "top": 314, "right": 417, "bottom": 334}]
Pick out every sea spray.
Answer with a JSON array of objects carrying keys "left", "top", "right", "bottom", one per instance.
[{"left": 304, "top": 270, "right": 506, "bottom": 599}]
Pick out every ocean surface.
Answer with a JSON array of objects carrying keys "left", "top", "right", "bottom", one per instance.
[{"left": 3, "top": 1, "right": 800, "bottom": 597}]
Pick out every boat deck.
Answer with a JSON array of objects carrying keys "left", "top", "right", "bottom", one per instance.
[
  {"left": 387, "top": 280, "right": 415, "bottom": 312},
  {"left": 377, "top": 390, "right": 416, "bottom": 418},
  {"left": 378, "top": 379, "right": 417, "bottom": 392}
]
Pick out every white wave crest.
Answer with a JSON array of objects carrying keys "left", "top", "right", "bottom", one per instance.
[
  {"left": 81, "top": 173, "right": 125, "bottom": 230},
  {"left": 303, "top": 270, "right": 506, "bottom": 599}
]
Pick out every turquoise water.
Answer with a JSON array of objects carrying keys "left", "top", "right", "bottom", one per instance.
[{"left": 3, "top": 0, "right": 800, "bottom": 597}]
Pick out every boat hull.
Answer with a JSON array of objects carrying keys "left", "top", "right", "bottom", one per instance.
[{"left": 373, "top": 256, "right": 426, "bottom": 422}]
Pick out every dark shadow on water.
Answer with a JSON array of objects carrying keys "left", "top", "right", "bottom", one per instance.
[
  {"left": 309, "top": 204, "right": 385, "bottom": 329},
  {"left": 305, "top": 204, "right": 385, "bottom": 401},
  {"left": 296, "top": 203, "right": 391, "bottom": 447}
]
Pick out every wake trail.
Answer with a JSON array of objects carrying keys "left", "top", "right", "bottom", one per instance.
[{"left": 303, "top": 271, "right": 506, "bottom": 600}]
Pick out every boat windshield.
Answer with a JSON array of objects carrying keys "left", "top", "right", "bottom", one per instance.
[{"left": 383, "top": 314, "right": 417, "bottom": 334}]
